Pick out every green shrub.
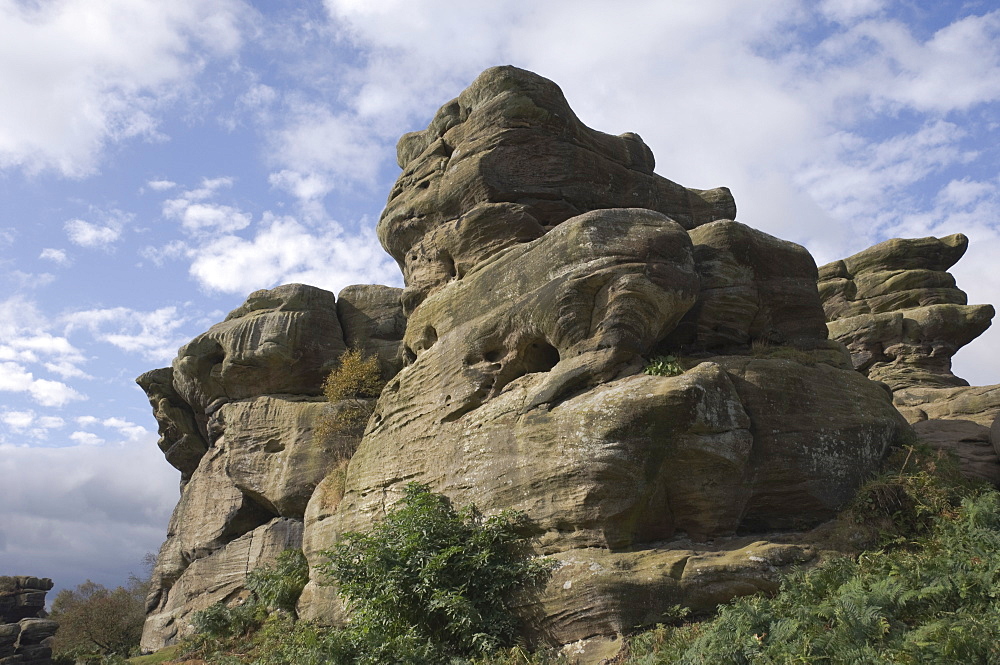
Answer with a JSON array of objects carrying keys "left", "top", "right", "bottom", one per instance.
[
  {"left": 190, "top": 549, "right": 308, "bottom": 641},
  {"left": 644, "top": 355, "right": 683, "bottom": 377},
  {"left": 245, "top": 549, "right": 309, "bottom": 616},
  {"left": 319, "top": 482, "right": 551, "bottom": 663}
]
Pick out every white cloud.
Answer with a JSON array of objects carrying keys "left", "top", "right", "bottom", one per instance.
[
  {"left": 0, "top": 0, "right": 247, "bottom": 177},
  {"left": 161, "top": 177, "right": 253, "bottom": 235},
  {"left": 187, "top": 213, "right": 400, "bottom": 294},
  {"left": 65, "top": 218, "right": 122, "bottom": 249},
  {"left": 0, "top": 361, "right": 84, "bottom": 407},
  {"left": 146, "top": 179, "right": 177, "bottom": 191},
  {"left": 70, "top": 431, "right": 104, "bottom": 446},
  {"left": 39, "top": 248, "right": 69, "bottom": 265},
  {"left": 0, "top": 409, "right": 65, "bottom": 441},
  {"left": 63, "top": 306, "right": 190, "bottom": 362}
]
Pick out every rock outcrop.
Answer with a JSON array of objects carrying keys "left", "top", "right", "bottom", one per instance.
[
  {"left": 138, "top": 283, "right": 404, "bottom": 651},
  {"left": 819, "top": 235, "right": 1000, "bottom": 485},
  {"left": 296, "top": 66, "right": 911, "bottom": 649},
  {"left": 0, "top": 577, "right": 58, "bottom": 665},
  {"left": 141, "top": 66, "right": 934, "bottom": 657}
]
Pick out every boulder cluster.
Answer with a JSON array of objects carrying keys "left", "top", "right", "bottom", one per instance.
[
  {"left": 137, "top": 66, "right": 999, "bottom": 658},
  {"left": 0, "top": 577, "right": 58, "bottom": 665}
]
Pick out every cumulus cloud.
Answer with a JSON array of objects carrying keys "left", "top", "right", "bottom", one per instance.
[
  {"left": 161, "top": 177, "right": 253, "bottom": 235},
  {"left": 65, "top": 218, "right": 123, "bottom": 249},
  {"left": 187, "top": 213, "right": 400, "bottom": 294},
  {"left": 0, "top": 435, "right": 177, "bottom": 596},
  {"left": 0, "top": 361, "right": 84, "bottom": 407},
  {"left": 0, "top": 0, "right": 247, "bottom": 177}
]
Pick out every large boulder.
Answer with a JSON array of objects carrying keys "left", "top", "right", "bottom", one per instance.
[{"left": 378, "top": 65, "right": 735, "bottom": 312}]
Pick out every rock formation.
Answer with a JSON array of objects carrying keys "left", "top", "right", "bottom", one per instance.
[
  {"left": 298, "top": 66, "right": 910, "bottom": 649},
  {"left": 0, "top": 577, "right": 58, "bottom": 665},
  {"left": 140, "top": 66, "right": 922, "bottom": 657},
  {"left": 819, "top": 235, "right": 1000, "bottom": 485},
  {"left": 138, "top": 283, "right": 404, "bottom": 651}
]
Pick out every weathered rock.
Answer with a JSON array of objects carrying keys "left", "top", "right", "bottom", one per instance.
[
  {"left": 336, "top": 284, "right": 406, "bottom": 380},
  {"left": 400, "top": 207, "right": 700, "bottom": 415},
  {"left": 140, "top": 518, "right": 302, "bottom": 653},
  {"left": 911, "top": 419, "right": 1000, "bottom": 485},
  {"left": 820, "top": 234, "right": 1000, "bottom": 486},
  {"left": 172, "top": 283, "right": 345, "bottom": 418},
  {"left": 378, "top": 65, "right": 735, "bottom": 312},
  {"left": 536, "top": 540, "right": 814, "bottom": 646},
  {"left": 663, "top": 220, "right": 830, "bottom": 352},
  {"left": 0, "top": 579, "right": 55, "bottom": 665},
  {"left": 303, "top": 355, "right": 909, "bottom": 636},
  {"left": 818, "top": 234, "right": 994, "bottom": 391},
  {"left": 136, "top": 367, "right": 207, "bottom": 479},
  {"left": 217, "top": 396, "right": 344, "bottom": 517}
]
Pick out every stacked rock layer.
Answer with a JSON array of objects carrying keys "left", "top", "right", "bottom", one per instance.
[
  {"left": 819, "top": 236, "right": 1000, "bottom": 485},
  {"left": 0, "top": 577, "right": 58, "bottom": 665}
]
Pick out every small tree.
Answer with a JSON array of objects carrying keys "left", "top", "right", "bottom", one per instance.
[
  {"left": 49, "top": 555, "right": 154, "bottom": 662},
  {"left": 319, "top": 483, "right": 551, "bottom": 662}
]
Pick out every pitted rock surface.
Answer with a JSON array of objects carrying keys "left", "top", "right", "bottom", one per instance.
[{"left": 378, "top": 65, "right": 735, "bottom": 313}]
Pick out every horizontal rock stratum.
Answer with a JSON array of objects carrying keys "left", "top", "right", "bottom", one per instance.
[{"left": 136, "top": 66, "right": 1000, "bottom": 660}]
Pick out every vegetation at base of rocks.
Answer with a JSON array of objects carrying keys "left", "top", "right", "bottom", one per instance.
[
  {"left": 616, "top": 445, "right": 998, "bottom": 664},
  {"left": 50, "top": 555, "right": 155, "bottom": 664},
  {"left": 315, "top": 348, "right": 384, "bottom": 447},
  {"left": 644, "top": 354, "right": 683, "bottom": 377},
  {"left": 190, "top": 549, "right": 309, "bottom": 641},
  {"left": 184, "top": 484, "right": 551, "bottom": 665},
  {"left": 126, "top": 644, "right": 182, "bottom": 665},
  {"left": 179, "top": 447, "right": 999, "bottom": 665}
]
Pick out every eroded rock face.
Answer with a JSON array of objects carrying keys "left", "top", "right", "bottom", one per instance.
[
  {"left": 0, "top": 577, "right": 57, "bottom": 665},
  {"left": 140, "top": 519, "right": 302, "bottom": 653},
  {"left": 818, "top": 234, "right": 994, "bottom": 390},
  {"left": 142, "top": 66, "right": 933, "bottom": 654},
  {"left": 819, "top": 234, "right": 1000, "bottom": 487},
  {"left": 139, "top": 283, "right": 406, "bottom": 651},
  {"left": 378, "top": 65, "right": 736, "bottom": 313}
]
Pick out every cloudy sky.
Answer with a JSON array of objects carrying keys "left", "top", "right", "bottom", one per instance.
[{"left": 1, "top": 0, "right": 999, "bottom": 599}]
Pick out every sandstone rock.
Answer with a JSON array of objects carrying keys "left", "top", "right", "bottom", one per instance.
[
  {"left": 663, "top": 220, "right": 830, "bottom": 352},
  {"left": 819, "top": 234, "right": 994, "bottom": 391},
  {"left": 336, "top": 284, "right": 406, "bottom": 380},
  {"left": 378, "top": 65, "right": 735, "bottom": 311},
  {"left": 400, "top": 207, "right": 700, "bottom": 415},
  {"left": 911, "top": 419, "right": 1000, "bottom": 485},
  {"left": 217, "top": 396, "right": 345, "bottom": 517},
  {"left": 820, "top": 235, "right": 1000, "bottom": 487},
  {"left": 140, "top": 518, "right": 302, "bottom": 652},
  {"left": 136, "top": 367, "right": 207, "bottom": 479},
  {"left": 172, "top": 284, "right": 345, "bottom": 418}
]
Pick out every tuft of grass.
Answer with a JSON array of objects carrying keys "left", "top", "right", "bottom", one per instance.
[{"left": 127, "top": 644, "right": 182, "bottom": 665}]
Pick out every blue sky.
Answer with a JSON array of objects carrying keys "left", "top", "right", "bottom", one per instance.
[{"left": 1, "top": 0, "right": 999, "bottom": 599}]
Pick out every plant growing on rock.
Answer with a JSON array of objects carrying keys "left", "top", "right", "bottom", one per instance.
[
  {"left": 644, "top": 354, "right": 683, "bottom": 377},
  {"left": 316, "top": 347, "right": 384, "bottom": 451}
]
